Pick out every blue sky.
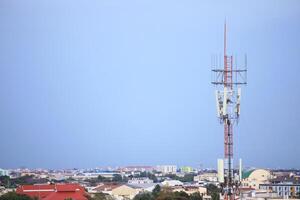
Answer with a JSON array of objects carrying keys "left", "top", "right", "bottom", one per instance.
[{"left": 0, "top": 0, "right": 299, "bottom": 169}]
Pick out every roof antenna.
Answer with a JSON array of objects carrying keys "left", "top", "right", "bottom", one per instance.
[{"left": 224, "top": 20, "right": 227, "bottom": 57}]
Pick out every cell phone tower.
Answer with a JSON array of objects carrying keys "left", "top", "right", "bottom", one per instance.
[{"left": 211, "top": 23, "right": 247, "bottom": 200}]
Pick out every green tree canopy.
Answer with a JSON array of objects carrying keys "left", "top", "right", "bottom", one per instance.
[
  {"left": 164, "top": 173, "right": 195, "bottom": 182},
  {"left": 133, "top": 192, "right": 154, "bottom": 200},
  {"left": 189, "top": 192, "right": 203, "bottom": 200},
  {"left": 152, "top": 184, "right": 161, "bottom": 198},
  {"left": 156, "top": 188, "right": 190, "bottom": 200},
  {"left": 112, "top": 174, "right": 123, "bottom": 182},
  {"left": 206, "top": 184, "right": 220, "bottom": 200},
  {"left": 0, "top": 192, "right": 33, "bottom": 200}
]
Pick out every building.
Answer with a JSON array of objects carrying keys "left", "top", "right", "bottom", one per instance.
[
  {"left": 260, "top": 183, "right": 300, "bottom": 198},
  {"left": 180, "top": 166, "right": 193, "bottom": 173},
  {"left": 90, "top": 183, "right": 140, "bottom": 199},
  {"left": 16, "top": 184, "right": 87, "bottom": 200},
  {"left": 217, "top": 159, "right": 224, "bottom": 183},
  {"left": 89, "top": 183, "right": 122, "bottom": 195},
  {"left": 239, "top": 159, "right": 243, "bottom": 181},
  {"left": 156, "top": 165, "right": 177, "bottom": 174},
  {"left": 72, "top": 172, "right": 117, "bottom": 180},
  {"left": 127, "top": 183, "right": 160, "bottom": 193},
  {"left": 240, "top": 188, "right": 280, "bottom": 199},
  {"left": 111, "top": 184, "right": 139, "bottom": 200},
  {"left": 0, "top": 168, "right": 9, "bottom": 176},
  {"left": 161, "top": 180, "right": 183, "bottom": 187},
  {"left": 119, "top": 166, "right": 155, "bottom": 173},
  {"left": 128, "top": 177, "right": 153, "bottom": 184},
  {"left": 241, "top": 169, "right": 273, "bottom": 189},
  {"left": 194, "top": 173, "right": 218, "bottom": 182},
  {"left": 259, "top": 175, "right": 300, "bottom": 198}
]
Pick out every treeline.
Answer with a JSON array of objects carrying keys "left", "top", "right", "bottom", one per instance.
[
  {"left": 87, "top": 184, "right": 221, "bottom": 200},
  {"left": 87, "top": 185, "right": 205, "bottom": 200},
  {"left": 164, "top": 173, "right": 195, "bottom": 182},
  {"left": 133, "top": 185, "right": 203, "bottom": 200},
  {"left": 0, "top": 175, "right": 49, "bottom": 188},
  {"left": 130, "top": 171, "right": 158, "bottom": 183},
  {"left": 133, "top": 184, "right": 221, "bottom": 200},
  {"left": 0, "top": 192, "right": 36, "bottom": 200},
  {"left": 86, "top": 174, "right": 128, "bottom": 186}
]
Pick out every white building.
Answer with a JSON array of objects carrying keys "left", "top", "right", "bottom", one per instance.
[
  {"left": 0, "top": 169, "right": 9, "bottom": 177},
  {"left": 260, "top": 183, "right": 300, "bottom": 198},
  {"left": 239, "top": 159, "right": 243, "bottom": 181},
  {"left": 128, "top": 177, "right": 153, "bottom": 184},
  {"left": 240, "top": 189, "right": 280, "bottom": 199},
  {"left": 217, "top": 159, "right": 224, "bottom": 183},
  {"left": 194, "top": 173, "right": 218, "bottom": 182},
  {"left": 72, "top": 172, "right": 117, "bottom": 180},
  {"left": 156, "top": 165, "right": 177, "bottom": 174},
  {"left": 127, "top": 183, "right": 161, "bottom": 192},
  {"left": 241, "top": 169, "right": 272, "bottom": 189},
  {"left": 161, "top": 180, "right": 183, "bottom": 187}
]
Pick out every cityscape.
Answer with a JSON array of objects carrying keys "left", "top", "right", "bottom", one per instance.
[
  {"left": 0, "top": 165, "right": 300, "bottom": 200},
  {"left": 1, "top": 0, "right": 300, "bottom": 200}
]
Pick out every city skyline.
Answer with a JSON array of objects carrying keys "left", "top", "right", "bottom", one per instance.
[{"left": 0, "top": 0, "right": 300, "bottom": 169}]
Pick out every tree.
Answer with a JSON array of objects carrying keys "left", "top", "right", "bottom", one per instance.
[
  {"left": 156, "top": 190, "right": 190, "bottom": 200},
  {"left": 174, "top": 191, "right": 190, "bottom": 200},
  {"left": 155, "top": 191, "right": 174, "bottom": 200},
  {"left": 164, "top": 173, "right": 196, "bottom": 183},
  {"left": 189, "top": 192, "right": 203, "bottom": 200},
  {"left": 206, "top": 184, "right": 220, "bottom": 200},
  {"left": 86, "top": 178, "right": 99, "bottom": 186},
  {"left": 88, "top": 193, "right": 110, "bottom": 200},
  {"left": 0, "top": 175, "right": 11, "bottom": 188},
  {"left": 134, "top": 172, "right": 158, "bottom": 183},
  {"left": 147, "top": 173, "right": 158, "bottom": 183},
  {"left": 112, "top": 174, "right": 127, "bottom": 182},
  {"left": 0, "top": 192, "right": 33, "bottom": 200},
  {"left": 133, "top": 192, "right": 154, "bottom": 200},
  {"left": 180, "top": 174, "right": 195, "bottom": 182},
  {"left": 97, "top": 175, "right": 108, "bottom": 182},
  {"left": 0, "top": 175, "right": 49, "bottom": 188},
  {"left": 152, "top": 184, "right": 161, "bottom": 198},
  {"left": 210, "top": 192, "right": 219, "bottom": 200},
  {"left": 206, "top": 184, "right": 220, "bottom": 194},
  {"left": 296, "top": 192, "right": 300, "bottom": 199}
]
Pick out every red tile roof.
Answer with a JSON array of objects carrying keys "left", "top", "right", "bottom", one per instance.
[
  {"left": 56, "top": 184, "right": 85, "bottom": 192},
  {"left": 43, "top": 191, "right": 87, "bottom": 200},
  {"left": 18, "top": 185, "right": 56, "bottom": 190},
  {"left": 16, "top": 184, "right": 55, "bottom": 199},
  {"left": 16, "top": 184, "right": 87, "bottom": 200}
]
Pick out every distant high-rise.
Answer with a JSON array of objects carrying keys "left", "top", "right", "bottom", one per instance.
[
  {"left": 239, "top": 158, "right": 243, "bottom": 181},
  {"left": 0, "top": 168, "right": 9, "bottom": 176},
  {"left": 218, "top": 159, "right": 224, "bottom": 183},
  {"left": 156, "top": 165, "right": 177, "bottom": 174}
]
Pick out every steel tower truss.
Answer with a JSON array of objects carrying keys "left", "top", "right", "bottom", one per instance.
[{"left": 211, "top": 23, "right": 247, "bottom": 200}]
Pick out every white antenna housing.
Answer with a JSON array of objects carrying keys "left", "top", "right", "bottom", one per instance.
[
  {"left": 223, "top": 87, "right": 228, "bottom": 116},
  {"left": 236, "top": 88, "right": 241, "bottom": 116}
]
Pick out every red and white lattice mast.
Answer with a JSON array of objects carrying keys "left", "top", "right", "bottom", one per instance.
[{"left": 212, "top": 23, "right": 247, "bottom": 200}]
